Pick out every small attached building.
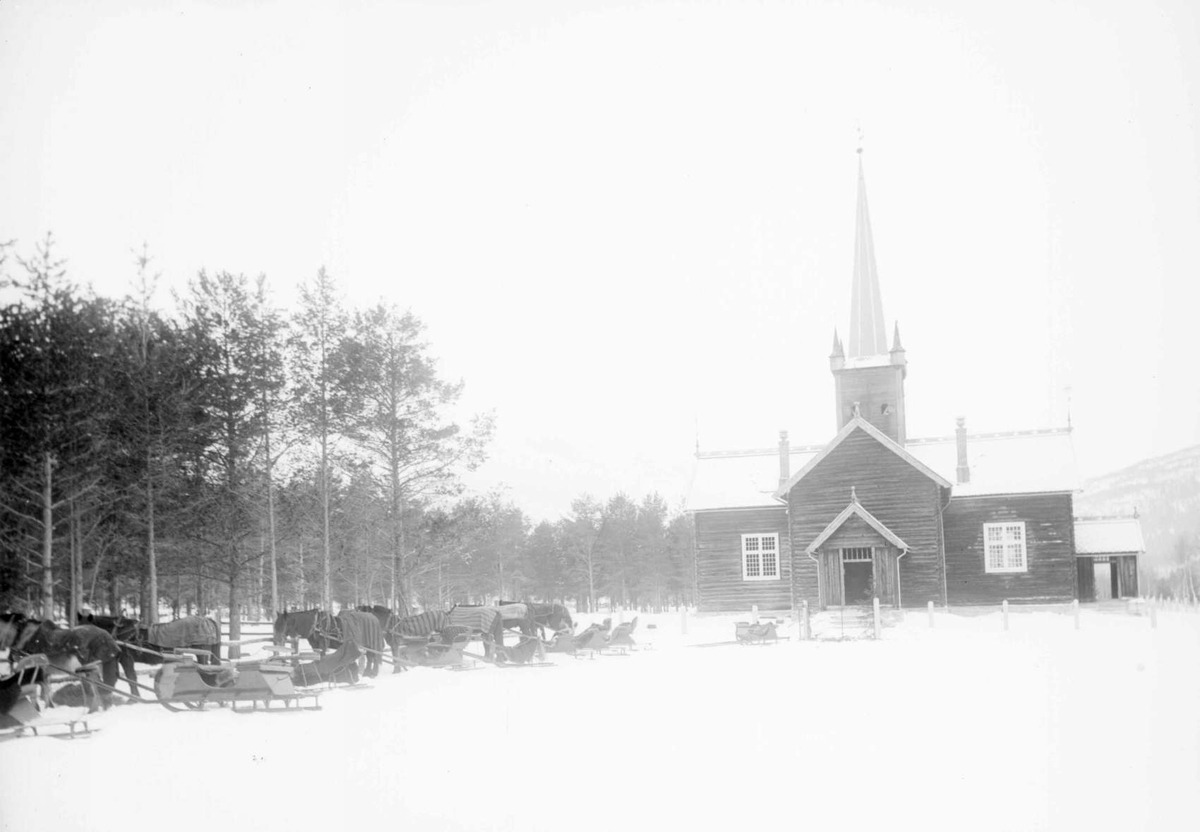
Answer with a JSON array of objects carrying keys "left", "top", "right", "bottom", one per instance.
[{"left": 1073, "top": 517, "right": 1144, "bottom": 601}]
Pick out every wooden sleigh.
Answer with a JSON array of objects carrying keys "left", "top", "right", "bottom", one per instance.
[
  {"left": 153, "top": 659, "right": 321, "bottom": 712},
  {"left": 735, "top": 621, "right": 779, "bottom": 645},
  {"left": 0, "top": 655, "right": 102, "bottom": 740}
]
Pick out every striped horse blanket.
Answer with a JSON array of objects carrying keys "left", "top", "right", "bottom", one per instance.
[
  {"left": 393, "top": 610, "right": 449, "bottom": 639},
  {"left": 447, "top": 606, "right": 503, "bottom": 638},
  {"left": 495, "top": 603, "right": 528, "bottom": 622},
  {"left": 333, "top": 610, "right": 385, "bottom": 654},
  {"left": 146, "top": 616, "right": 219, "bottom": 649}
]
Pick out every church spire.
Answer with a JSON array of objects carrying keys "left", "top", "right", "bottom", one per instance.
[{"left": 847, "top": 147, "right": 888, "bottom": 358}]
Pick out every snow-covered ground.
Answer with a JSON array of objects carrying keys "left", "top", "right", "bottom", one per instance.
[{"left": 2, "top": 607, "right": 1197, "bottom": 832}]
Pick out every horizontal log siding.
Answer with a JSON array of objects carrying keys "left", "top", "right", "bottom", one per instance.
[
  {"left": 943, "top": 493, "right": 1076, "bottom": 604},
  {"left": 787, "top": 429, "right": 945, "bottom": 609},
  {"left": 695, "top": 507, "right": 793, "bottom": 612}
]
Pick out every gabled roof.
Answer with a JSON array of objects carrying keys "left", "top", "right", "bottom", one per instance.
[
  {"left": 806, "top": 495, "right": 909, "bottom": 554},
  {"left": 774, "top": 416, "right": 952, "bottom": 499},
  {"left": 907, "top": 428, "right": 1079, "bottom": 497},
  {"left": 688, "top": 424, "right": 1079, "bottom": 512},
  {"left": 1074, "top": 517, "right": 1145, "bottom": 556},
  {"left": 687, "top": 445, "right": 819, "bottom": 511}
]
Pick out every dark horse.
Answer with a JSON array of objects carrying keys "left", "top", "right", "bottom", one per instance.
[
  {"left": 12, "top": 620, "right": 122, "bottom": 712},
  {"left": 274, "top": 609, "right": 385, "bottom": 678},
  {"left": 506, "top": 601, "right": 574, "bottom": 640},
  {"left": 357, "top": 605, "right": 403, "bottom": 674},
  {"left": 79, "top": 613, "right": 221, "bottom": 697}
]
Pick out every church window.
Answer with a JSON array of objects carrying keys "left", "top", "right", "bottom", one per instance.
[
  {"left": 983, "top": 522, "right": 1027, "bottom": 573},
  {"left": 742, "top": 534, "right": 780, "bottom": 581}
]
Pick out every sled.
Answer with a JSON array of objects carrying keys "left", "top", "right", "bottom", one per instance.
[
  {"left": 602, "top": 617, "right": 639, "bottom": 654},
  {"left": 153, "top": 659, "right": 321, "bottom": 712},
  {"left": 735, "top": 621, "right": 779, "bottom": 645}
]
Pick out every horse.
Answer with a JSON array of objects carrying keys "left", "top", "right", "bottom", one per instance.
[
  {"left": 273, "top": 609, "right": 331, "bottom": 652},
  {"left": 504, "top": 601, "right": 573, "bottom": 640},
  {"left": 393, "top": 609, "right": 450, "bottom": 639},
  {"left": 11, "top": 620, "right": 121, "bottom": 713},
  {"left": 446, "top": 604, "right": 507, "bottom": 660},
  {"left": 79, "top": 613, "right": 221, "bottom": 696},
  {"left": 357, "top": 605, "right": 404, "bottom": 674},
  {"left": 327, "top": 610, "right": 386, "bottom": 678},
  {"left": 274, "top": 610, "right": 385, "bottom": 677}
]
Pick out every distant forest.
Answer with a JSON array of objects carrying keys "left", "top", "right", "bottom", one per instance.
[{"left": 0, "top": 235, "right": 697, "bottom": 641}]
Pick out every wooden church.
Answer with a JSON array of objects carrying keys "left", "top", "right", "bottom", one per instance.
[{"left": 689, "top": 151, "right": 1144, "bottom": 612}]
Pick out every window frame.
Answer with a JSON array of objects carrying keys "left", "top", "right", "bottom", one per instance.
[
  {"left": 983, "top": 521, "right": 1028, "bottom": 574},
  {"left": 741, "top": 533, "right": 781, "bottom": 581}
]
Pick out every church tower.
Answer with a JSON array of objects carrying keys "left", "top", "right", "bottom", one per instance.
[{"left": 829, "top": 148, "right": 908, "bottom": 444}]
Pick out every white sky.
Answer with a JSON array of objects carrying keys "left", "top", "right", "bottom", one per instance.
[{"left": 2, "top": 0, "right": 1198, "bottom": 523}]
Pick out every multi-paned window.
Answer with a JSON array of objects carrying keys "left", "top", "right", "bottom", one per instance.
[
  {"left": 983, "top": 522, "right": 1027, "bottom": 573},
  {"left": 742, "top": 533, "right": 780, "bottom": 581}
]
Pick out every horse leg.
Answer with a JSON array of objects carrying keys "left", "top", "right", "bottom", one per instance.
[
  {"left": 101, "top": 660, "right": 118, "bottom": 710},
  {"left": 121, "top": 652, "right": 139, "bottom": 697}
]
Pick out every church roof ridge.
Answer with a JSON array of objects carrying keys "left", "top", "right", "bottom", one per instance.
[
  {"left": 905, "top": 426, "right": 1073, "bottom": 446},
  {"left": 697, "top": 425, "right": 1073, "bottom": 458}
]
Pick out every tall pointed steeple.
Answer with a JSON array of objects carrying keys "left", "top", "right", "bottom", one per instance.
[
  {"left": 829, "top": 144, "right": 908, "bottom": 445},
  {"left": 847, "top": 148, "right": 888, "bottom": 358}
]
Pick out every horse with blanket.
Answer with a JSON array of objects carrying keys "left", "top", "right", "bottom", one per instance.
[
  {"left": 509, "top": 601, "right": 573, "bottom": 640},
  {"left": 10, "top": 620, "right": 122, "bottom": 712},
  {"left": 273, "top": 609, "right": 386, "bottom": 678},
  {"left": 79, "top": 613, "right": 221, "bottom": 696}
]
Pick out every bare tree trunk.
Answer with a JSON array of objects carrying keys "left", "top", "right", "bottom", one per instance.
[
  {"left": 68, "top": 501, "right": 79, "bottom": 623},
  {"left": 321, "top": 436, "right": 331, "bottom": 610},
  {"left": 87, "top": 552, "right": 103, "bottom": 608},
  {"left": 41, "top": 453, "right": 54, "bottom": 620},
  {"left": 147, "top": 467, "right": 158, "bottom": 624},
  {"left": 228, "top": 569, "right": 242, "bottom": 660},
  {"left": 298, "top": 542, "right": 306, "bottom": 609},
  {"left": 265, "top": 426, "right": 279, "bottom": 619}
]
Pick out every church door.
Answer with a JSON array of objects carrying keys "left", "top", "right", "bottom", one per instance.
[{"left": 841, "top": 547, "right": 874, "bottom": 605}]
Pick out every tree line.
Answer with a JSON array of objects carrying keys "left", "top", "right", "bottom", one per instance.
[{"left": 0, "top": 235, "right": 695, "bottom": 649}]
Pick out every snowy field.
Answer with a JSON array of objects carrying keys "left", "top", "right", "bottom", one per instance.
[{"left": 2, "top": 607, "right": 1198, "bottom": 832}]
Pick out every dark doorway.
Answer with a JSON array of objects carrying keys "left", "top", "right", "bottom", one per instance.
[{"left": 843, "top": 561, "right": 874, "bottom": 605}]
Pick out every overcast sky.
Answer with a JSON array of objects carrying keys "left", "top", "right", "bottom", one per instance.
[{"left": 2, "top": 0, "right": 1197, "bottom": 523}]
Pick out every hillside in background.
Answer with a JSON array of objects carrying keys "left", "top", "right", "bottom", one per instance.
[{"left": 1075, "top": 444, "right": 1200, "bottom": 567}]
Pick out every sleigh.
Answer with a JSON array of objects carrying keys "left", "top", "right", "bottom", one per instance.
[
  {"left": 153, "top": 659, "right": 321, "bottom": 712},
  {"left": 735, "top": 621, "right": 779, "bottom": 645}
]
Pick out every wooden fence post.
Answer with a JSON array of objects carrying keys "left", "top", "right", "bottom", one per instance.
[
  {"left": 1150, "top": 600, "right": 1158, "bottom": 630},
  {"left": 1073, "top": 599, "right": 1080, "bottom": 630},
  {"left": 801, "top": 600, "right": 809, "bottom": 641},
  {"left": 872, "top": 597, "right": 881, "bottom": 639},
  {"left": 928, "top": 600, "right": 934, "bottom": 628},
  {"left": 751, "top": 604, "right": 759, "bottom": 625},
  {"left": 680, "top": 607, "right": 688, "bottom": 636},
  {"left": 1002, "top": 599, "right": 1009, "bottom": 631}
]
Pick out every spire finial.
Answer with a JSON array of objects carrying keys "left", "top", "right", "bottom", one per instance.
[
  {"left": 850, "top": 486, "right": 858, "bottom": 503},
  {"left": 856, "top": 123, "right": 864, "bottom": 155}
]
